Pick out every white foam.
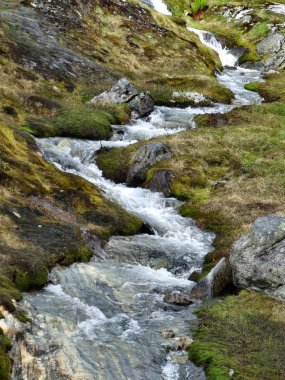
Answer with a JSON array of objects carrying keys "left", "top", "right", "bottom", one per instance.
[
  {"left": 187, "top": 26, "right": 238, "bottom": 67},
  {"left": 162, "top": 353, "right": 180, "bottom": 380},
  {"left": 149, "top": 0, "right": 172, "bottom": 15},
  {"left": 46, "top": 284, "right": 107, "bottom": 322}
]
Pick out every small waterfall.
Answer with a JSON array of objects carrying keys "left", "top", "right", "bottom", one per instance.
[
  {"left": 148, "top": 0, "right": 172, "bottom": 15},
  {"left": 187, "top": 26, "right": 238, "bottom": 67}
]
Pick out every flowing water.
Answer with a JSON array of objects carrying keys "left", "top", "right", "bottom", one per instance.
[
  {"left": 11, "top": 3, "right": 264, "bottom": 380},
  {"left": 268, "top": 3, "right": 285, "bottom": 15}
]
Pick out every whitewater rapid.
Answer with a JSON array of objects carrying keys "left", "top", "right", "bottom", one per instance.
[{"left": 10, "top": 2, "right": 264, "bottom": 379}]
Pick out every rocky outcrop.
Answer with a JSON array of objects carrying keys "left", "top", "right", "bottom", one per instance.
[
  {"left": 91, "top": 79, "right": 138, "bottom": 105},
  {"left": 91, "top": 78, "right": 154, "bottom": 119},
  {"left": 242, "top": 33, "right": 285, "bottom": 72},
  {"left": 257, "top": 33, "right": 285, "bottom": 72},
  {"left": 190, "top": 258, "right": 232, "bottom": 299},
  {"left": 146, "top": 170, "right": 173, "bottom": 196},
  {"left": 128, "top": 92, "right": 155, "bottom": 118},
  {"left": 126, "top": 143, "right": 173, "bottom": 187},
  {"left": 230, "top": 215, "right": 285, "bottom": 300}
]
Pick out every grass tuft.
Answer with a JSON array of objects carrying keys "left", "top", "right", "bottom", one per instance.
[{"left": 189, "top": 291, "right": 285, "bottom": 380}]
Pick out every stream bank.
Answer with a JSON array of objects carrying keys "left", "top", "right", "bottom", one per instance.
[
  {"left": 0, "top": 0, "right": 284, "bottom": 379},
  {"left": 4, "top": 15, "right": 266, "bottom": 379}
]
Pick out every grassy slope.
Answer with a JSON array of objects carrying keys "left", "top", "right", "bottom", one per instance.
[
  {"left": 68, "top": 0, "right": 232, "bottom": 105},
  {"left": 189, "top": 291, "right": 285, "bottom": 380},
  {"left": 1, "top": 0, "right": 284, "bottom": 377}
]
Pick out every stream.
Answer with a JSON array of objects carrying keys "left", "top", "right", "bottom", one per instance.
[{"left": 11, "top": 2, "right": 263, "bottom": 379}]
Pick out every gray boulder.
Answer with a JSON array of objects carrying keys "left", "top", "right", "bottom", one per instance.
[
  {"left": 230, "top": 215, "right": 285, "bottom": 300},
  {"left": 128, "top": 92, "right": 155, "bottom": 119},
  {"left": 242, "top": 33, "right": 285, "bottom": 72},
  {"left": 91, "top": 78, "right": 154, "bottom": 119},
  {"left": 126, "top": 143, "right": 173, "bottom": 187},
  {"left": 257, "top": 33, "right": 285, "bottom": 72},
  {"left": 146, "top": 170, "right": 173, "bottom": 196},
  {"left": 190, "top": 258, "right": 232, "bottom": 299},
  {"left": 91, "top": 78, "right": 138, "bottom": 105}
]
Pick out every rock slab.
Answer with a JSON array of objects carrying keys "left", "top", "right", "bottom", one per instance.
[
  {"left": 146, "top": 170, "right": 173, "bottom": 196},
  {"left": 190, "top": 257, "right": 232, "bottom": 299},
  {"left": 230, "top": 215, "right": 285, "bottom": 300},
  {"left": 126, "top": 143, "right": 173, "bottom": 187},
  {"left": 91, "top": 78, "right": 154, "bottom": 118}
]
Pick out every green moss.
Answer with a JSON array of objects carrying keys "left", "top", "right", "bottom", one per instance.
[
  {"left": 140, "top": 75, "right": 232, "bottom": 106},
  {"left": 0, "top": 330, "right": 12, "bottom": 380},
  {"left": 25, "top": 102, "right": 130, "bottom": 140},
  {"left": 189, "top": 291, "right": 285, "bottom": 380},
  {"left": 119, "top": 214, "right": 143, "bottom": 236},
  {"left": 164, "top": 0, "right": 189, "bottom": 16},
  {"left": 96, "top": 145, "right": 137, "bottom": 183},
  {"left": 15, "top": 311, "right": 31, "bottom": 324},
  {"left": 244, "top": 82, "right": 259, "bottom": 92},
  {"left": 13, "top": 266, "right": 49, "bottom": 292},
  {"left": 60, "top": 245, "right": 93, "bottom": 265}
]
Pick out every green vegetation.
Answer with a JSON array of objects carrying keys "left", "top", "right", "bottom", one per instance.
[
  {"left": 164, "top": 0, "right": 280, "bottom": 64},
  {"left": 190, "top": 0, "right": 209, "bottom": 20},
  {"left": 97, "top": 70, "right": 285, "bottom": 271},
  {"left": 0, "top": 0, "right": 285, "bottom": 377},
  {"left": 26, "top": 102, "right": 130, "bottom": 140},
  {"left": 0, "top": 330, "right": 11, "bottom": 380},
  {"left": 189, "top": 291, "right": 285, "bottom": 379}
]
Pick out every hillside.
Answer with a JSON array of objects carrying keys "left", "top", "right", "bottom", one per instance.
[{"left": 0, "top": 0, "right": 285, "bottom": 379}]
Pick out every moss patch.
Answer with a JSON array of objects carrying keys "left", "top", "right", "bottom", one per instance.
[
  {"left": 0, "top": 330, "right": 12, "bottom": 380},
  {"left": 189, "top": 291, "right": 285, "bottom": 380}
]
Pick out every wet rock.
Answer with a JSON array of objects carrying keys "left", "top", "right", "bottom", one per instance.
[
  {"left": 0, "top": 5, "right": 110, "bottom": 82},
  {"left": 190, "top": 258, "right": 232, "bottom": 299},
  {"left": 164, "top": 291, "right": 193, "bottom": 306},
  {"left": 128, "top": 92, "right": 155, "bottom": 119},
  {"left": 171, "top": 336, "right": 193, "bottom": 351},
  {"left": 230, "top": 215, "right": 285, "bottom": 300},
  {"left": 223, "top": 65, "right": 238, "bottom": 70},
  {"left": 257, "top": 33, "right": 285, "bottom": 72},
  {"left": 146, "top": 170, "right": 173, "bottom": 196},
  {"left": 161, "top": 330, "right": 175, "bottom": 339},
  {"left": 228, "top": 46, "right": 248, "bottom": 62},
  {"left": 126, "top": 143, "right": 173, "bottom": 187},
  {"left": 91, "top": 79, "right": 154, "bottom": 119},
  {"left": 91, "top": 78, "right": 138, "bottom": 105},
  {"left": 105, "top": 236, "right": 170, "bottom": 267}
]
